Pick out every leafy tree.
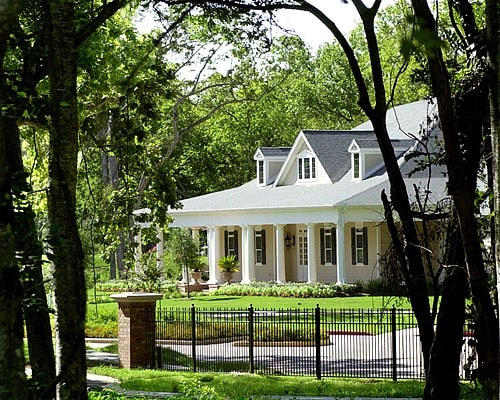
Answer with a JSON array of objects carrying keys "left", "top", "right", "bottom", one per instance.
[
  {"left": 152, "top": 0, "right": 498, "bottom": 397},
  {"left": 166, "top": 228, "right": 202, "bottom": 293},
  {"left": 0, "top": 0, "right": 139, "bottom": 397},
  {"left": 0, "top": 2, "right": 29, "bottom": 398}
]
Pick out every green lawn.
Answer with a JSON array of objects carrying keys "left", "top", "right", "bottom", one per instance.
[
  {"left": 88, "top": 366, "right": 483, "bottom": 399},
  {"left": 93, "top": 293, "right": 412, "bottom": 310}
]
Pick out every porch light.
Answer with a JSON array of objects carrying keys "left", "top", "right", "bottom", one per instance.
[{"left": 285, "top": 232, "right": 293, "bottom": 248}]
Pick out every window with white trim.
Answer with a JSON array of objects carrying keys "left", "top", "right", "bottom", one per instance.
[
  {"left": 351, "top": 227, "right": 368, "bottom": 265},
  {"left": 298, "top": 153, "right": 316, "bottom": 181},
  {"left": 255, "top": 230, "right": 266, "bottom": 265},
  {"left": 224, "top": 230, "right": 238, "bottom": 259},
  {"left": 353, "top": 153, "right": 360, "bottom": 179},
  {"left": 257, "top": 160, "right": 264, "bottom": 185},
  {"left": 320, "top": 227, "right": 336, "bottom": 265}
]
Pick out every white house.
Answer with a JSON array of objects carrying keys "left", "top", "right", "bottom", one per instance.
[{"left": 168, "top": 99, "right": 448, "bottom": 285}]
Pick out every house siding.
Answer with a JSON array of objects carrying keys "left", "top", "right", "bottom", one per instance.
[
  {"left": 365, "top": 153, "right": 383, "bottom": 174},
  {"left": 254, "top": 226, "right": 276, "bottom": 281}
]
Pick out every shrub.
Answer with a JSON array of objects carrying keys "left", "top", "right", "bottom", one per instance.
[
  {"left": 95, "top": 279, "right": 182, "bottom": 298},
  {"left": 86, "top": 307, "right": 118, "bottom": 338},
  {"left": 215, "top": 282, "right": 361, "bottom": 298}
]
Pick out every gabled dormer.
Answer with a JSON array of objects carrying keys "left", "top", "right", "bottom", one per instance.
[
  {"left": 348, "top": 138, "right": 414, "bottom": 181},
  {"left": 254, "top": 147, "right": 291, "bottom": 186}
]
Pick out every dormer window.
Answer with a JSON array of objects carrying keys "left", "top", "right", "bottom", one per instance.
[
  {"left": 353, "top": 153, "right": 360, "bottom": 179},
  {"left": 254, "top": 147, "right": 291, "bottom": 187},
  {"left": 298, "top": 151, "right": 316, "bottom": 181},
  {"left": 257, "top": 160, "right": 264, "bottom": 185}
]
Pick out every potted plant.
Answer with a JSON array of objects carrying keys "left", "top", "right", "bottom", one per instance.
[
  {"left": 217, "top": 255, "right": 239, "bottom": 284},
  {"left": 190, "top": 265, "right": 204, "bottom": 284}
]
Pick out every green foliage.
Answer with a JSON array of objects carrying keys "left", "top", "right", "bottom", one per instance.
[
  {"left": 217, "top": 255, "right": 239, "bottom": 273},
  {"left": 86, "top": 306, "right": 118, "bottom": 338},
  {"left": 88, "top": 367, "right": 434, "bottom": 399},
  {"left": 213, "top": 280, "right": 393, "bottom": 298},
  {"left": 166, "top": 228, "right": 203, "bottom": 274},
  {"left": 87, "top": 388, "right": 146, "bottom": 400},
  {"left": 129, "top": 252, "right": 164, "bottom": 293},
  {"left": 179, "top": 378, "right": 224, "bottom": 400}
]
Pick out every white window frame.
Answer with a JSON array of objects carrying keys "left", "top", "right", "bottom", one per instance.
[
  {"left": 226, "top": 230, "right": 237, "bottom": 257},
  {"left": 257, "top": 160, "right": 264, "bottom": 185},
  {"left": 355, "top": 228, "right": 365, "bottom": 265},
  {"left": 322, "top": 228, "right": 335, "bottom": 265},
  {"left": 255, "top": 230, "right": 265, "bottom": 265},
  {"left": 352, "top": 152, "right": 360, "bottom": 180},
  {"left": 297, "top": 151, "right": 317, "bottom": 182}
]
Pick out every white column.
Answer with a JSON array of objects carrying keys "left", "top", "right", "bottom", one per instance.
[
  {"left": 247, "top": 226, "right": 256, "bottom": 282},
  {"left": 241, "top": 226, "right": 251, "bottom": 284},
  {"left": 307, "top": 223, "right": 317, "bottom": 283},
  {"left": 207, "top": 226, "right": 221, "bottom": 284},
  {"left": 275, "top": 224, "right": 286, "bottom": 283},
  {"left": 336, "top": 220, "right": 346, "bottom": 284}
]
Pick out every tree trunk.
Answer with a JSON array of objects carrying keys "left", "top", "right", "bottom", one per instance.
[
  {"left": 5, "top": 118, "right": 56, "bottom": 399},
  {"left": 43, "top": 0, "right": 87, "bottom": 398},
  {"left": 371, "top": 115, "right": 434, "bottom": 375},
  {"left": 424, "top": 266, "right": 467, "bottom": 399},
  {"left": 424, "top": 219, "right": 467, "bottom": 399},
  {"left": 485, "top": 0, "right": 499, "bottom": 392},
  {"left": 0, "top": 109, "right": 29, "bottom": 400},
  {"left": 410, "top": 0, "right": 499, "bottom": 395},
  {"left": 0, "top": 2, "right": 29, "bottom": 398}
]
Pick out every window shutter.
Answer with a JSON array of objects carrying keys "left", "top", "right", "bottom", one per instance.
[
  {"left": 333, "top": 228, "right": 337, "bottom": 264},
  {"left": 234, "top": 230, "right": 239, "bottom": 260},
  {"left": 261, "top": 230, "right": 266, "bottom": 265},
  {"left": 224, "top": 230, "right": 228, "bottom": 256},
  {"left": 320, "top": 228, "right": 325, "bottom": 265},
  {"left": 363, "top": 227, "right": 368, "bottom": 265},
  {"left": 351, "top": 227, "right": 356, "bottom": 265}
]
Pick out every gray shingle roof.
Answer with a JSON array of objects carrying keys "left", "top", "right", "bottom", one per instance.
[
  {"left": 169, "top": 99, "right": 446, "bottom": 219},
  {"left": 303, "top": 131, "right": 415, "bottom": 183},
  {"left": 258, "top": 147, "right": 291, "bottom": 157},
  {"left": 302, "top": 130, "right": 374, "bottom": 182},
  {"left": 353, "top": 99, "right": 438, "bottom": 138}
]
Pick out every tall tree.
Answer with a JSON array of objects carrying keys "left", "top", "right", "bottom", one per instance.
[
  {"left": 43, "top": 0, "right": 88, "bottom": 397},
  {"left": 0, "top": 1, "right": 29, "bottom": 398},
  {"left": 409, "top": 0, "right": 498, "bottom": 396},
  {"left": 155, "top": 0, "right": 497, "bottom": 397}
]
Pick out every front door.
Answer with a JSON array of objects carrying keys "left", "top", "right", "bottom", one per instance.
[{"left": 297, "top": 228, "right": 308, "bottom": 281}]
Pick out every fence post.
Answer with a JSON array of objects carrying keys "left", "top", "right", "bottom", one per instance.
[
  {"left": 191, "top": 304, "right": 197, "bottom": 372},
  {"left": 248, "top": 304, "right": 254, "bottom": 373},
  {"left": 391, "top": 306, "right": 397, "bottom": 381},
  {"left": 111, "top": 292, "right": 162, "bottom": 369},
  {"left": 315, "top": 304, "right": 322, "bottom": 380}
]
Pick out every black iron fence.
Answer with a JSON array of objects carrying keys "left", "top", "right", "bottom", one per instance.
[{"left": 148, "top": 305, "right": 474, "bottom": 380}]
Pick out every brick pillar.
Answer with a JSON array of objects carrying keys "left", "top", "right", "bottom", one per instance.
[{"left": 111, "top": 292, "right": 162, "bottom": 369}]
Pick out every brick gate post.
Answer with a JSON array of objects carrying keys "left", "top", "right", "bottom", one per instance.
[{"left": 111, "top": 292, "right": 163, "bottom": 369}]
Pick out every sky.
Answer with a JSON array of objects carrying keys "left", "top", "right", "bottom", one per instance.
[
  {"left": 135, "top": 1, "right": 367, "bottom": 50},
  {"left": 275, "top": 1, "right": 362, "bottom": 50}
]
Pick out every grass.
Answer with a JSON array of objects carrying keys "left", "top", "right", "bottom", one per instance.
[
  {"left": 88, "top": 366, "right": 484, "bottom": 399},
  {"left": 89, "top": 366, "right": 425, "bottom": 397},
  {"left": 83, "top": 293, "right": 480, "bottom": 399},
  {"left": 92, "top": 293, "right": 412, "bottom": 310},
  {"left": 86, "top": 294, "right": 414, "bottom": 338}
]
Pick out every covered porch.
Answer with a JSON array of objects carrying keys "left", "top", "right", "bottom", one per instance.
[{"left": 187, "top": 219, "right": 386, "bottom": 286}]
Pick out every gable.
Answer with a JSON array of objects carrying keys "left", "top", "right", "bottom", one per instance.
[{"left": 304, "top": 130, "right": 376, "bottom": 183}]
